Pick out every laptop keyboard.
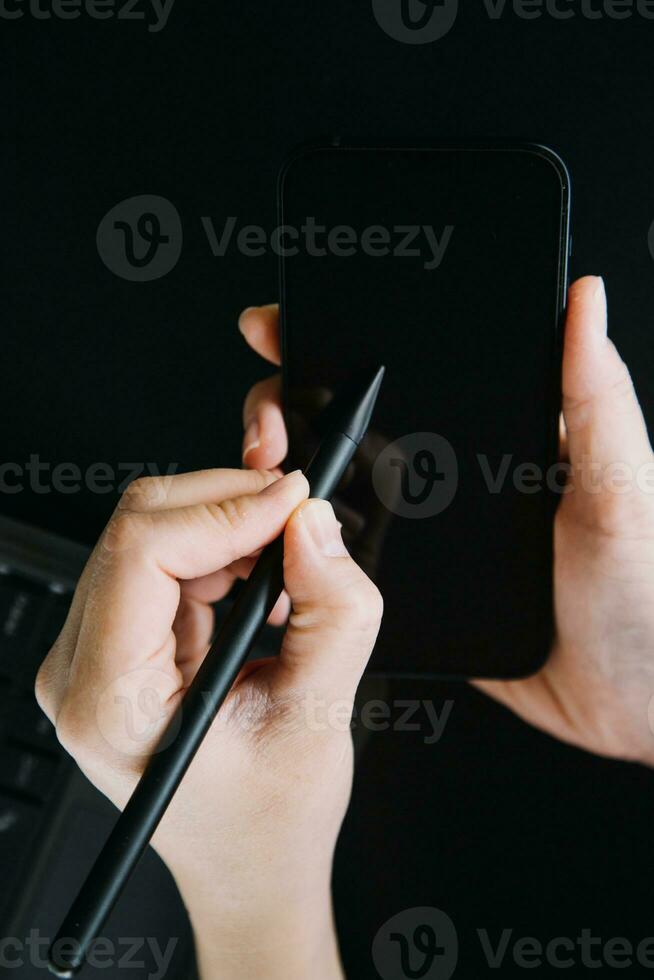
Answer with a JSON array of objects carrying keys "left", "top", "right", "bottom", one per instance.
[{"left": 0, "top": 565, "right": 73, "bottom": 922}]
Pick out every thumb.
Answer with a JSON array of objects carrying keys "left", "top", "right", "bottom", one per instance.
[
  {"left": 279, "top": 499, "right": 383, "bottom": 701},
  {"left": 563, "top": 277, "right": 653, "bottom": 488}
]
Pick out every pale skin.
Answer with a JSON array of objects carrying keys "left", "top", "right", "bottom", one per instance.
[{"left": 36, "top": 276, "right": 654, "bottom": 979}]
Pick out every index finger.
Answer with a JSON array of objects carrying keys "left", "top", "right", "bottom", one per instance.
[
  {"left": 60, "top": 471, "right": 308, "bottom": 713},
  {"left": 91, "top": 470, "right": 307, "bottom": 655}
]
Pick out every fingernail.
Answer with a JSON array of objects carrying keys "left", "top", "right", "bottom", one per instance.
[
  {"left": 261, "top": 469, "right": 305, "bottom": 497},
  {"left": 238, "top": 307, "right": 257, "bottom": 333},
  {"left": 300, "top": 499, "right": 349, "bottom": 557},
  {"left": 242, "top": 418, "right": 260, "bottom": 461}
]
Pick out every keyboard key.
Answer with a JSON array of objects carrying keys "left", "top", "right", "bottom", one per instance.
[
  {"left": 36, "top": 595, "right": 70, "bottom": 653},
  {"left": 0, "top": 575, "right": 48, "bottom": 680},
  {"left": 0, "top": 745, "right": 58, "bottom": 801},
  {"left": 48, "top": 580, "right": 71, "bottom": 596},
  {"left": 0, "top": 677, "right": 10, "bottom": 741},
  {"left": 0, "top": 569, "right": 48, "bottom": 606},
  {"left": 0, "top": 791, "right": 40, "bottom": 885}
]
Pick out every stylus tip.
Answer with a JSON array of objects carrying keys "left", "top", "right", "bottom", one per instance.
[{"left": 341, "top": 365, "right": 385, "bottom": 445}]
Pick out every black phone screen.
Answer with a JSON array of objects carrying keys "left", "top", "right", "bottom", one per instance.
[{"left": 280, "top": 146, "right": 570, "bottom": 678}]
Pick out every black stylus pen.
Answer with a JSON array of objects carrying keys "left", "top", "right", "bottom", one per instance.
[{"left": 48, "top": 365, "right": 385, "bottom": 977}]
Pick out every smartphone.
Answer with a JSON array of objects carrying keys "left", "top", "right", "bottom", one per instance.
[{"left": 278, "top": 145, "right": 570, "bottom": 679}]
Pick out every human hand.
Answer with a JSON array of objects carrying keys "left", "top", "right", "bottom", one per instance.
[
  {"left": 239, "top": 280, "right": 654, "bottom": 766},
  {"left": 36, "top": 468, "right": 383, "bottom": 980},
  {"left": 475, "top": 276, "right": 654, "bottom": 765}
]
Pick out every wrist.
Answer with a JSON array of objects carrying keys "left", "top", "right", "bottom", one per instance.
[
  {"left": 183, "top": 888, "right": 344, "bottom": 980},
  {"left": 163, "top": 847, "right": 344, "bottom": 980}
]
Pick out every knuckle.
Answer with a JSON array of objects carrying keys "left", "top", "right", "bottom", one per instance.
[
  {"left": 355, "top": 578, "right": 385, "bottom": 631},
  {"left": 34, "top": 642, "right": 65, "bottom": 720},
  {"left": 326, "top": 574, "right": 384, "bottom": 635},
  {"left": 367, "top": 580, "right": 385, "bottom": 622},
  {"left": 251, "top": 468, "right": 275, "bottom": 491},
  {"left": 34, "top": 661, "right": 52, "bottom": 716},
  {"left": 102, "top": 510, "right": 150, "bottom": 555},
  {"left": 119, "top": 476, "right": 168, "bottom": 511},
  {"left": 201, "top": 497, "right": 253, "bottom": 562},
  {"left": 54, "top": 699, "right": 85, "bottom": 755},
  {"left": 205, "top": 496, "right": 249, "bottom": 534}
]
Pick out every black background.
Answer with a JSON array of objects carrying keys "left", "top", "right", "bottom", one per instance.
[{"left": 5, "top": 2, "right": 654, "bottom": 977}]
